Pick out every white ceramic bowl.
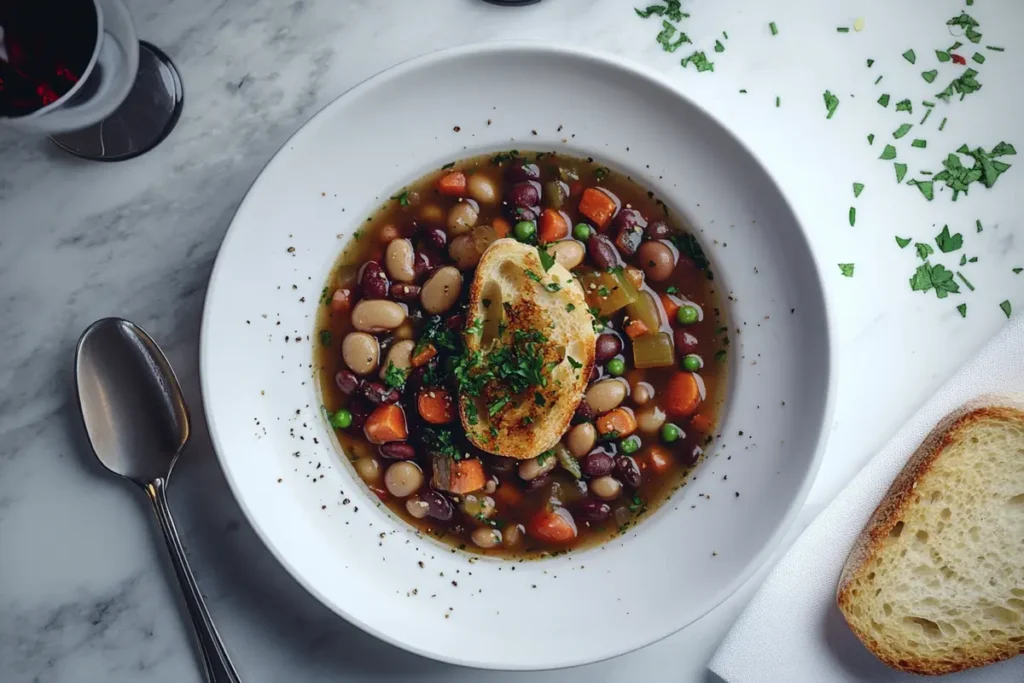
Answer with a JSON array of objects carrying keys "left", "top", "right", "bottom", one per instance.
[{"left": 201, "top": 44, "right": 835, "bottom": 670}]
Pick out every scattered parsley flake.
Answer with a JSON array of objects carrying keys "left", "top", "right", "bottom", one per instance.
[
  {"left": 972, "top": 52, "right": 985, "bottom": 64},
  {"left": 838, "top": 263, "right": 855, "bottom": 277},
  {"left": 977, "top": 219, "right": 984, "bottom": 232},
  {"left": 849, "top": 207, "right": 856, "bottom": 227},
  {"left": 960, "top": 254, "right": 968, "bottom": 267},
  {"left": 946, "top": 12, "right": 981, "bottom": 44},
  {"left": 936, "top": 50, "right": 951, "bottom": 62},
  {"left": 912, "top": 139, "right": 927, "bottom": 148},
  {"left": 956, "top": 271, "right": 975, "bottom": 291},
  {"left": 837, "top": 26, "right": 849, "bottom": 33},
  {"left": 916, "top": 242, "right": 935, "bottom": 260},
  {"left": 390, "top": 190, "right": 410, "bottom": 206},
  {"left": 910, "top": 262, "right": 960, "bottom": 298},
  {"left": 880, "top": 144, "right": 897, "bottom": 160},
  {"left": 567, "top": 356, "right": 583, "bottom": 370},
  {"left": 957, "top": 303, "right": 967, "bottom": 318},
  {"left": 867, "top": 58, "right": 875, "bottom": 67},
  {"left": 874, "top": 75, "right": 883, "bottom": 85},
  {"left": 868, "top": 133, "right": 875, "bottom": 145},
  {"left": 1012, "top": 267, "right": 1023, "bottom": 275},
  {"left": 922, "top": 70, "right": 938, "bottom": 84},
  {"left": 895, "top": 236, "right": 912, "bottom": 249},
  {"left": 656, "top": 20, "right": 691, "bottom": 52},
  {"left": 908, "top": 179, "right": 935, "bottom": 200},
  {"left": 939, "top": 117, "right": 948, "bottom": 131},
  {"left": 714, "top": 39, "right": 725, "bottom": 53},
  {"left": 894, "top": 123, "right": 913, "bottom": 139},
  {"left": 823, "top": 90, "right": 839, "bottom": 119},
  {"left": 936, "top": 68, "right": 982, "bottom": 102},
  {"left": 1000, "top": 300, "right": 1012, "bottom": 318},
  {"left": 935, "top": 225, "right": 963, "bottom": 253},
  {"left": 566, "top": 303, "right": 576, "bottom": 312},
  {"left": 878, "top": 93, "right": 890, "bottom": 108},
  {"left": 895, "top": 163, "right": 908, "bottom": 183},
  {"left": 441, "top": 162, "right": 456, "bottom": 170},
  {"left": 903, "top": 49, "right": 917, "bottom": 64},
  {"left": 537, "top": 246, "right": 556, "bottom": 272},
  {"left": 853, "top": 182, "right": 864, "bottom": 198},
  {"left": 770, "top": 21, "right": 778, "bottom": 36},
  {"left": 318, "top": 330, "right": 332, "bottom": 347},
  {"left": 895, "top": 99, "right": 913, "bottom": 114},
  {"left": 680, "top": 51, "right": 714, "bottom": 72},
  {"left": 986, "top": 45, "right": 1005, "bottom": 52},
  {"left": 920, "top": 109, "right": 933, "bottom": 126},
  {"left": 776, "top": 96, "right": 780, "bottom": 107}
]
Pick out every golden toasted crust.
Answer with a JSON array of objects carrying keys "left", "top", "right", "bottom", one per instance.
[
  {"left": 459, "top": 239, "right": 595, "bottom": 459},
  {"left": 836, "top": 393, "right": 1024, "bottom": 675}
]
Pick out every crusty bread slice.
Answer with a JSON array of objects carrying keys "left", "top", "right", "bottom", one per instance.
[
  {"left": 459, "top": 238, "right": 595, "bottom": 459},
  {"left": 837, "top": 393, "right": 1024, "bottom": 676}
]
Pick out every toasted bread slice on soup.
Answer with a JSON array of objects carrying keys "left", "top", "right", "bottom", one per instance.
[
  {"left": 837, "top": 393, "right": 1024, "bottom": 676},
  {"left": 458, "top": 238, "right": 595, "bottom": 459}
]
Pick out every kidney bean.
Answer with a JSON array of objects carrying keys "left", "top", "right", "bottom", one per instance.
[
  {"left": 507, "top": 205, "right": 538, "bottom": 223},
  {"left": 682, "top": 444, "right": 704, "bottom": 467},
  {"left": 379, "top": 442, "right": 417, "bottom": 460},
  {"left": 523, "top": 473, "right": 550, "bottom": 491},
  {"left": 422, "top": 228, "right": 447, "bottom": 251},
  {"left": 615, "top": 225, "right": 644, "bottom": 257},
  {"left": 413, "top": 250, "right": 437, "bottom": 282},
  {"left": 576, "top": 498, "right": 612, "bottom": 523},
  {"left": 595, "top": 333, "right": 623, "bottom": 363},
  {"left": 358, "top": 261, "right": 389, "bottom": 300},
  {"left": 446, "top": 312, "right": 465, "bottom": 330},
  {"left": 587, "top": 233, "right": 623, "bottom": 270},
  {"left": 362, "top": 382, "right": 400, "bottom": 405},
  {"left": 612, "top": 207, "right": 647, "bottom": 233},
  {"left": 420, "top": 489, "right": 454, "bottom": 521},
  {"left": 581, "top": 450, "right": 614, "bottom": 478},
  {"left": 574, "top": 400, "right": 595, "bottom": 422},
  {"left": 614, "top": 455, "right": 642, "bottom": 488},
  {"left": 348, "top": 396, "right": 373, "bottom": 430},
  {"left": 506, "top": 159, "right": 541, "bottom": 182},
  {"left": 334, "top": 370, "right": 360, "bottom": 394},
  {"left": 645, "top": 219, "right": 672, "bottom": 240},
  {"left": 506, "top": 181, "right": 541, "bottom": 209},
  {"left": 390, "top": 283, "right": 421, "bottom": 303},
  {"left": 674, "top": 329, "right": 700, "bottom": 355}
]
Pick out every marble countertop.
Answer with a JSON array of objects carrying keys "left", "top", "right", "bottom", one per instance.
[{"left": 1, "top": 0, "right": 1021, "bottom": 681}]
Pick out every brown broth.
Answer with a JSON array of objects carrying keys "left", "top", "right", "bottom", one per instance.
[{"left": 314, "top": 151, "right": 728, "bottom": 559}]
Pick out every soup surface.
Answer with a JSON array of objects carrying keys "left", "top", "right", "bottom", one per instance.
[{"left": 315, "top": 151, "right": 727, "bottom": 558}]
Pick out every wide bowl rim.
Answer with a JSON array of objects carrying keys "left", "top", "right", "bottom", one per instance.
[{"left": 199, "top": 41, "right": 837, "bottom": 670}]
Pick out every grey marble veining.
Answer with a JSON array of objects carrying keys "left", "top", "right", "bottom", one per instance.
[{"left": 2, "top": 0, "right": 1022, "bottom": 681}]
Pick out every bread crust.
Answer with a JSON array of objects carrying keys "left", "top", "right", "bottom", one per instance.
[{"left": 836, "top": 392, "right": 1024, "bottom": 675}]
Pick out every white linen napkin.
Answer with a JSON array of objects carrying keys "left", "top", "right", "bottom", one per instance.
[{"left": 710, "top": 316, "right": 1024, "bottom": 683}]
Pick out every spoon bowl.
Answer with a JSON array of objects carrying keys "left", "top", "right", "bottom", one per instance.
[{"left": 75, "top": 318, "right": 189, "bottom": 483}]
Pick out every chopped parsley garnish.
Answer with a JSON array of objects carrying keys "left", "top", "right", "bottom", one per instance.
[
  {"left": 878, "top": 94, "right": 890, "bottom": 108},
  {"left": 946, "top": 12, "right": 981, "bottom": 44},
  {"left": 594, "top": 166, "right": 611, "bottom": 180},
  {"left": 930, "top": 142, "right": 1017, "bottom": 200},
  {"left": 867, "top": 59, "right": 875, "bottom": 67},
  {"left": 715, "top": 40, "right": 725, "bottom": 53},
  {"left": 823, "top": 90, "right": 839, "bottom": 119},
  {"left": 597, "top": 285, "right": 611, "bottom": 297},
  {"left": 490, "top": 150, "right": 520, "bottom": 165},
  {"left": 956, "top": 271, "right": 974, "bottom": 291},
  {"left": 895, "top": 163, "right": 908, "bottom": 183},
  {"left": 776, "top": 96, "right": 780, "bottom": 107},
  {"left": 880, "top": 144, "right": 897, "bottom": 160},
  {"left": 957, "top": 303, "right": 967, "bottom": 318},
  {"left": 319, "top": 287, "right": 330, "bottom": 305},
  {"left": 868, "top": 134, "right": 875, "bottom": 145},
  {"left": 893, "top": 123, "right": 913, "bottom": 139},
  {"left": 853, "top": 182, "right": 864, "bottom": 198},
  {"left": 936, "top": 69, "right": 982, "bottom": 102},
  {"left": 874, "top": 75, "right": 883, "bottom": 85},
  {"left": 935, "top": 225, "right": 963, "bottom": 253},
  {"left": 912, "top": 139, "right": 927, "bottom": 148},
  {"left": 895, "top": 236, "right": 912, "bottom": 249},
  {"left": 390, "top": 190, "right": 410, "bottom": 206},
  {"left": 465, "top": 317, "right": 485, "bottom": 337},
  {"left": 567, "top": 356, "right": 583, "bottom": 369},
  {"left": 909, "top": 263, "right": 959, "bottom": 298},
  {"left": 1000, "top": 300, "right": 1012, "bottom": 318},
  {"left": 838, "top": 263, "right": 855, "bottom": 277},
  {"left": 441, "top": 162, "right": 456, "bottom": 170},
  {"left": 534, "top": 392, "right": 546, "bottom": 407},
  {"left": 524, "top": 269, "right": 542, "bottom": 283},
  {"left": 1014, "top": 267, "right": 1023, "bottom": 275},
  {"left": 565, "top": 303, "right": 576, "bottom": 312},
  {"left": 986, "top": 45, "right": 1005, "bottom": 52},
  {"left": 836, "top": 26, "right": 849, "bottom": 33},
  {"left": 972, "top": 52, "right": 985, "bottom": 64},
  {"left": 916, "top": 242, "right": 935, "bottom": 260},
  {"left": 488, "top": 396, "right": 509, "bottom": 416},
  {"left": 902, "top": 49, "right": 916, "bottom": 64},
  {"left": 680, "top": 51, "right": 714, "bottom": 72},
  {"left": 848, "top": 207, "right": 856, "bottom": 227},
  {"left": 656, "top": 20, "right": 690, "bottom": 53},
  {"left": 922, "top": 70, "right": 938, "bottom": 84},
  {"left": 769, "top": 21, "right": 778, "bottom": 36},
  {"left": 383, "top": 361, "right": 406, "bottom": 389},
  {"left": 423, "top": 428, "right": 463, "bottom": 460},
  {"left": 714, "top": 349, "right": 728, "bottom": 362},
  {"left": 419, "top": 314, "right": 459, "bottom": 352},
  {"left": 545, "top": 282, "right": 562, "bottom": 293},
  {"left": 908, "top": 179, "right": 935, "bottom": 200},
  {"left": 936, "top": 50, "right": 951, "bottom": 62},
  {"left": 635, "top": 0, "right": 687, "bottom": 21},
  {"left": 895, "top": 99, "right": 913, "bottom": 114},
  {"left": 319, "top": 329, "right": 332, "bottom": 346},
  {"left": 537, "top": 246, "right": 556, "bottom": 272},
  {"left": 939, "top": 117, "right": 948, "bottom": 131}
]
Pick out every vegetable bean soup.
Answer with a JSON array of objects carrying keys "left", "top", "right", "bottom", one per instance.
[{"left": 315, "top": 152, "right": 727, "bottom": 558}]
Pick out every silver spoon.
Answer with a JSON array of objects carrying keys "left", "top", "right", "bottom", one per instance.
[{"left": 74, "top": 317, "right": 241, "bottom": 683}]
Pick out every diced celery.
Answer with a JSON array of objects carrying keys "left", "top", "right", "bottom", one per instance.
[
  {"left": 626, "top": 291, "right": 662, "bottom": 332},
  {"left": 581, "top": 271, "right": 639, "bottom": 316},
  {"left": 632, "top": 332, "right": 675, "bottom": 368}
]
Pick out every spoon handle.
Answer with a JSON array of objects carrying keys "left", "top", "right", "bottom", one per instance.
[{"left": 147, "top": 478, "right": 242, "bottom": 683}]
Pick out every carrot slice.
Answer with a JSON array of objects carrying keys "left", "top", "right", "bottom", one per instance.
[
  {"left": 410, "top": 343, "right": 437, "bottom": 368},
  {"left": 492, "top": 480, "right": 525, "bottom": 507},
  {"left": 624, "top": 266, "right": 645, "bottom": 290},
  {"left": 689, "top": 412, "right": 713, "bottom": 434},
  {"left": 539, "top": 209, "right": 569, "bottom": 244},
  {"left": 578, "top": 188, "right": 617, "bottom": 230},
  {"left": 527, "top": 507, "right": 578, "bottom": 544},
  {"left": 664, "top": 372, "right": 702, "bottom": 419},
  {"left": 492, "top": 216, "right": 511, "bottom": 238},
  {"left": 431, "top": 456, "right": 486, "bottom": 494},
  {"left": 645, "top": 445, "right": 673, "bottom": 475},
  {"left": 417, "top": 389, "right": 453, "bottom": 424},
  {"left": 624, "top": 319, "right": 649, "bottom": 339},
  {"left": 363, "top": 404, "right": 408, "bottom": 444},
  {"left": 660, "top": 293, "right": 681, "bottom": 322},
  {"left": 596, "top": 408, "right": 638, "bottom": 438},
  {"left": 436, "top": 171, "right": 467, "bottom": 197}
]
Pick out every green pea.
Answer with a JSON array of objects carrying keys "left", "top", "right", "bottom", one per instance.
[
  {"left": 607, "top": 358, "right": 626, "bottom": 376},
  {"left": 676, "top": 304, "right": 699, "bottom": 325},
  {"left": 682, "top": 354, "right": 703, "bottom": 371},
  {"left": 621, "top": 436, "right": 641, "bottom": 454},
  {"left": 660, "top": 423, "right": 681, "bottom": 443},
  {"left": 329, "top": 409, "right": 353, "bottom": 429},
  {"left": 573, "top": 223, "right": 592, "bottom": 241},
  {"left": 514, "top": 220, "right": 537, "bottom": 242}
]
